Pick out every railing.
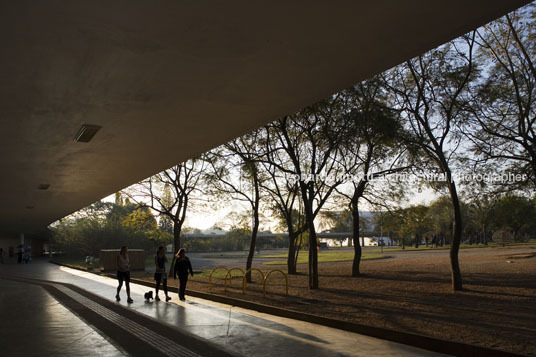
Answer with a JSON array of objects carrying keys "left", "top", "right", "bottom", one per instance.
[
  {"left": 242, "top": 268, "right": 265, "bottom": 294},
  {"left": 208, "top": 267, "right": 229, "bottom": 292},
  {"left": 208, "top": 267, "right": 288, "bottom": 297},
  {"left": 263, "top": 269, "right": 288, "bottom": 297},
  {"left": 224, "top": 267, "right": 245, "bottom": 291}
]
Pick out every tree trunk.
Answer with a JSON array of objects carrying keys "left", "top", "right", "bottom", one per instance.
[
  {"left": 287, "top": 231, "right": 298, "bottom": 274},
  {"left": 294, "top": 243, "right": 301, "bottom": 270},
  {"left": 307, "top": 224, "right": 319, "bottom": 289},
  {"left": 173, "top": 220, "right": 182, "bottom": 252},
  {"left": 300, "top": 182, "right": 318, "bottom": 289},
  {"left": 168, "top": 219, "right": 182, "bottom": 277},
  {"left": 351, "top": 206, "right": 362, "bottom": 277},
  {"left": 415, "top": 234, "right": 419, "bottom": 248},
  {"left": 447, "top": 173, "right": 463, "bottom": 291},
  {"left": 246, "top": 178, "right": 261, "bottom": 283},
  {"left": 245, "top": 210, "right": 259, "bottom": 283}
]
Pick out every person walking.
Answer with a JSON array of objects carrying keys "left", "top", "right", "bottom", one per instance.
[
  {"left": 154, "top": 246, "right": 171, "bottom": 302},
  {"left": 116, "top": 246, "right": 133, "bottom": 303},
  {"left": 173, "top": 248, "right": 194, "bottom": 301}
]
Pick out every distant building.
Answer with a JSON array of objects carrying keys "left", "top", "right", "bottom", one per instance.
[
  {"left": 201, "top": 227, "right": 226, "bottom": 235},
  {"left": 318, "top": 236, "right": 397, "bottom": 247}
]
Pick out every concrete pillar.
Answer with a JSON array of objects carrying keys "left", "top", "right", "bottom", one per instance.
[{"left": 17, "top": 233, "right": 25, "bottom": 263}]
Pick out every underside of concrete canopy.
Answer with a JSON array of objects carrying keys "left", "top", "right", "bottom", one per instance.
[{"left": 0, "top": 0, "right": 530, "bottom": 237}]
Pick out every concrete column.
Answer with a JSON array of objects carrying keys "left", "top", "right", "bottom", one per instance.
[{"left": 17, "top": 233, "right": 25, "bottom": 263}]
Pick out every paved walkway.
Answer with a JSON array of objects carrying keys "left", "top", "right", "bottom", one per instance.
[{"left": 0, "top": 259, "right": 447, "bottom": 357}]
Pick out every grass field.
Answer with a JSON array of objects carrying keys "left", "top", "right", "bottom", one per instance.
[
  {"left": 351, "top": 240, "right": 536, "bottom": 253},
  {"left": 262, "top": 251, "right": 389, "bottom": 265},
  {"left": 200, "top": 254, "right": 249, "bottom": 259}
]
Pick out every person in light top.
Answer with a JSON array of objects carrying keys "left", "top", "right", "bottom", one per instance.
[
  {"left": 154, "top": 246, "right": 171, "bottom": 302},
  {"left": 116, "top": 246, "right": 133, "bottom": 303}
]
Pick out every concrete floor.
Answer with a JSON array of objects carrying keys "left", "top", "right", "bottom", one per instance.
[
  {"left": 0, "top": 278, "right": 124, "bottom": 356},
  {"left": 0, "top": 259, "right": 448, "bottom": 357}
]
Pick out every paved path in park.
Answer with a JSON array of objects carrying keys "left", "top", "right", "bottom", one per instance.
[{"left": 0, "top": 259, "right": 448, "bottom": 357}]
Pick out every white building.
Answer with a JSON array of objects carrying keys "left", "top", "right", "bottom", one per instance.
[{"left": 319, "top": 236, "right": 397, "bottom": 248}]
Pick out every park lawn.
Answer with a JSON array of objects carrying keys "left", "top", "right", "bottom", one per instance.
[
  {"left": 264, "top": 252, "right": 389, "bottom": 265},
  {"left": 258, "top": 246, "right": 475, "bottom": 256},
  {"left": 193, "top": 253, "right": 390, "bottom": 278},
  {"left": 377, "top": 241, "right": 536, "bottom": 252},
  {"left": 200, "top": 253, "right": 249, "bottom": 259}
]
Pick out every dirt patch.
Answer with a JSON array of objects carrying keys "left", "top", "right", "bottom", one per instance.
[
  {"left": 146, "top": 246, "right": 536, "bottom": 356},
  {"left": 502, "top": 253, "right": 536, "bottom": 260}
]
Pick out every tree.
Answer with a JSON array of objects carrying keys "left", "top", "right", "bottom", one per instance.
[
  {"left": 319, "top": 210, "right": 352, "bottom": 233},
  {"left": 205, "top": 131, "right": 263, "bottom": 283},
  {"left": 427, "top": 196, "right": 455, "bottom": 247},
  {"left": 468, "top": 5, "right": 536, "bottom": 187},
  {"left": 387, "top": 33, "right": 477, "bottom": 291},
  {"left": 464, "top": 188, "right": 497, "bottom": 245},
  {"left": 490, "top": 194, "right": 536, "bottom": 240},
  {"left": 121, "top": 206, "right": 157, "bottom": 233},
  {"left": 158, "top": 184, "right": 174, "bottom": 234},
  {"left": 336, "top": 79, "right": 407, "bottom": 276},
  {"left": 261, "top": 126, "right": 308, "bottom": 274},
  {"left": 382, "top": 209, "right": 407, "bottom": 248},
  {"left": 262, "top": 168, "right": 306, "bottom": 274},
  {"left": 382, "top": 205, "right": 432, "bottom": 249},
  {"left": 492, "top": 230, "right": 514, "bottom": 246},
  {"left": 265, "top": 98, "right": 345, "bottom": 289},
  {"left": 126, "top": 157, "right": 207, "bottom": 276},
  {"left": 50, "top": 200, "right": 157, "bottom": 257}
]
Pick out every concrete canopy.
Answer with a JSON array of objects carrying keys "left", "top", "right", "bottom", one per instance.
[{"left": 0, "top": 1, "right": 529, "bottom": 236}]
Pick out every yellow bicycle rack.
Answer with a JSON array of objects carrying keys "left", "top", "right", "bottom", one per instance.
[
  {"left": 224, "top": 267, "right": 245, "bottom": 291},
  {"left": 263, "top": 269, "right": 288, "bottom": 297},
  {"left": 242, "top": 268, "right": 265, "bottom": 294},
  {"left": 208, "top": 267, "right": 229, "bottom": 292},
  {"left": 209, "top": 267, "right": 288, "bottom": 297}
]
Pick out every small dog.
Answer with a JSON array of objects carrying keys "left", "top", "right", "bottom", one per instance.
[{"left": 144, "top": 291, "right": 154, "bottom": 301}]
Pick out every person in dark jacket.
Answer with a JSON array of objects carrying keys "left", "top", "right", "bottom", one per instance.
[{"left": 173, "top": 248, "right": 193, "bottom": 301}]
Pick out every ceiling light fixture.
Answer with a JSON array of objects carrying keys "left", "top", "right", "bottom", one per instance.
[
  {"left": 73, "top": 124, "right": 102, "bottom": 143},
  {"left": 38, "top": 184, "right": 50, "bottom": 190}
]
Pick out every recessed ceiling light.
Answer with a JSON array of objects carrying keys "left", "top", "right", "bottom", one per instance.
[
  {"left": 26, "top": 206, "right": 34, "bottom": 209},
  {"left": 38, "top": 184, "right": 50, "bottom": 190},
  {"left": 73, "top": 124, "right": 102, "bottom": 143}
]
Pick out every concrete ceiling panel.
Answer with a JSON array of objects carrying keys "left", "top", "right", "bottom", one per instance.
[{"left": 0, "top": 0, "right": 529, "bottom": 235}]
